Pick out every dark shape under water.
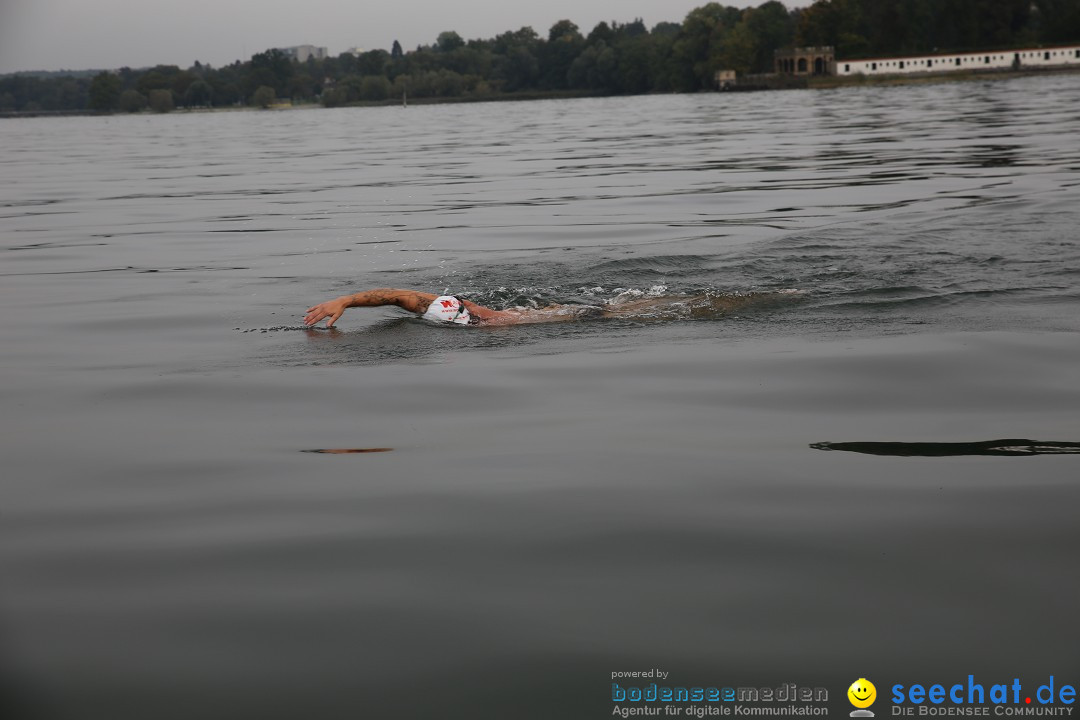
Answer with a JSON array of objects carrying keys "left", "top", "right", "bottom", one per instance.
[
  {"left": 302, "top": 448, "right": 394, "bottom": 454},
  {"left": 810, "top": 440, "right": 1080, "bottom": 457}
]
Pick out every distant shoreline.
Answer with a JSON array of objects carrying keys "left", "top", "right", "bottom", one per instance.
[{"left": 3, "top": 64, "right": 1078, "bottom": 119}]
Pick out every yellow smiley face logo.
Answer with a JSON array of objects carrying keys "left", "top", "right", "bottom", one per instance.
[{"left": 848, "top": 678, "right": 876, "bottom": 708}]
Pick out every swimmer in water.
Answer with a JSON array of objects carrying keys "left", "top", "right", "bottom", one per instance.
[
  {"left": 305, "top": 288, "right": 594, "bottom": 328},
  {"left": 304, "top": 288, "right": 787, "bottom": 328}
]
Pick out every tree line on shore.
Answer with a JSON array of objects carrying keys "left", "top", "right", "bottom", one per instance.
[{"left": 2, "top": 0, "right": 1077, "bottom": 114}]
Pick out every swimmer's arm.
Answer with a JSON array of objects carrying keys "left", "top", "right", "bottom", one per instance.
[
  {"left": 304, "top": 288, "right": 438, "bottom": 328},
  {"left": 458, "top": 298, "right": 511, "bottom": 323}
]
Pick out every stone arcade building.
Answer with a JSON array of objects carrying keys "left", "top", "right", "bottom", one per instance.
[{"left": 775, "top": 46, "right": 836, "bottom": 76}]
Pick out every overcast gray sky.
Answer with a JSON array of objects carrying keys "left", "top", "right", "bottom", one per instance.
[{"left": 0, "top": 0, "right": 812, "bottom": 74}]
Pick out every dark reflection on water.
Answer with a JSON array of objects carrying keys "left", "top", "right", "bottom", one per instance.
[
  {"left": 2, "top": 74, "right": 1080, "bottom": 720},
  {"left": 301, "top": 448, "right": 393, "bottom": 454},
  {"left": 812, "top": 439, "right": 1080, "bottom": 457}
]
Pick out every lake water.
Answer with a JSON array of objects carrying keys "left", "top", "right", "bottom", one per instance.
[{"left": 2, "top": 74, "right": 1079, "bottom": 720}]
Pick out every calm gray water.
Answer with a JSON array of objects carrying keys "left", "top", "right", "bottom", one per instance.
[{"left": 2, "top": 74, "right": 1080, "bottom": 720}]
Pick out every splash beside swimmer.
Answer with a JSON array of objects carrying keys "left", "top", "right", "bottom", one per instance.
[{"left": 303, "top": 288, "right": 799, "bottom": 328}]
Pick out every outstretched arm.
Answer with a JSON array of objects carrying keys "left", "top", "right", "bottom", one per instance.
[{"left": 304, "top": 288, "right": 438, "bottom": 328}]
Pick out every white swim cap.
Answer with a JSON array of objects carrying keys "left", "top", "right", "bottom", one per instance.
[{"left": 422, "top": 296, "right": 471, "bottom": 325}]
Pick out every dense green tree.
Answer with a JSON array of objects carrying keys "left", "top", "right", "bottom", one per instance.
[
  {"left": 246, "top": 67, "right": 279, "bottom": 98},
  {"left": 250, "top": 49, "right": 292, "bottom": 93},
  {"left": 1034, "top": 0, "right": 1080, "bottom": 43},
  {"left": 492, "top": 26, "right": 540, "bottom": 55},
  {"left": 118, "top": 89, "right": 147, "bottom": 112},
  {"left": 205, "top": 73, "right": 240, "bottom": 106},
  {"left": 549, "top": 19, "right": 580, "bottom": 42},
  {"left": 136, "top": 70, "right": 170, "bottom": 97},
  {"left": 568, "top": 40, "right": 616, "bottom": 90},
  {"left": 744, "top": 1, "right": 796, "bottom": 72},
  {"left": 88, "top": 72, "right": 121, "bottom": 111},
  {"left": 669, "top": 3, "right": 741, "bottom": 90},
  {"left": 437, "top": 31, "right": 465, "bottom": 53},
  {"left": 796, "top": 0, "right": 871, "bottom": 56},
  {"left": 390, "top": 74, "right": 411, "bottom": 99},
  {"left": 491, "top": 27, "right": 541, "bottom": 91},
  {"left": 718, "top": 13, "right": 760, "bottom": 75},
  {"left": 975, "top": 0, "right": 1033, "bottom": 46},
  {"left": 117, "top": 66, "right": 139, "bottom": 88},
  {"left": 170, "top": 70, "right": 196, "bottom": 100},
  {"left": 53, "top": 79, "right": 86, "bottom": 110},
  {"left": 288, "top": 74, "right": 317, "bottom": 101},
  {"left": 614, "top": 34, "right": 655, "bottom": 93},
  {"left": 336, "top": 53, "right": 357, "bottom": 75},
  {"left": 434, "top": 69, "right": 465, "bottom": 96},
  {"left": 359, "top": 75, "right": 391, "bottom": 100},
  {"left": 795, "top": 0, "right": 1044, "bottom": 58},
  {"left": 356, "top": 49, "right": 390, "bottom": 76},
  {"left": 321, "top": 86, "right": 349, "bottom": 107},
  {"left": 317, "top": 55, "right": 338, "bottom": 79},
  {"left": 587, "top": 21, "right": 615, "bottom": 46},
  {"left": 620, "top": 19, "right": 650, "bottom": 37},
  {"left": 540, "top": 20, "right": 584, "bottom": 88},
  {"left": 148, "top": 88, "right": 174, "bottom": 112},
  {"left": 184, "top": 80, "right": 212, "bottom": 107},
  {"left": 252, "top": 85, "right": 276, "bottom": 107},
  {"left": 499, "top": 46, "right": 540, "bottom": 90},
  {"left": 442, "top": 46, "right": 492, "bottom": 76}
]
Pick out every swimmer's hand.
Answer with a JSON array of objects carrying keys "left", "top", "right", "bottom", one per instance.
[{"left": 304, "top": 298, "right": 348, "bottom": 328}]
